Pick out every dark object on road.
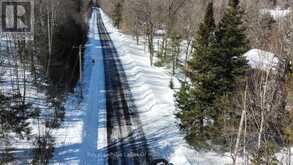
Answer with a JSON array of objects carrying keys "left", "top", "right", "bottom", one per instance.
[
  {"left": 151, "top": 159, "right": 173, "bottom": 165},
  {"left": 92, "top": 59, "right": 95, "bottom": 64}
]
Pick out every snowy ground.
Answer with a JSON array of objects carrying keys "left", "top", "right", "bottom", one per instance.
[
  {"left": 99, "top": 9, "right": 235, "bottom": 165},
  {"left": 244, "top": 49, "right": 279, "bottom": 70},
  {"left": 0, "top": 40, "right": 52, "bottom": 164},
  {"left": 49, "top": 10, "right": 293, "bottom": 164},
  {"left": 1, "top": 5, "right": 292, "bottom": 165},
  {"left": 50, "top": 9, "right": 107, "bottom": 165},
  {"left": 1, "top": 6, "right": 292, "bottom": 165},
  {"left": 260, "top": 7, "right": 290, "bottom": 20}
]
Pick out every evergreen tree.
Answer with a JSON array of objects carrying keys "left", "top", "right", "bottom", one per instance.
[
  {"left": 206, "top": 0, "right": 249, "bottom": 143},
  {"left": 209, "top": 0, "right": 249, "bottom": 145},
  {"left": 176, "top": 0, "right": 250, "bottom": 147},
  {"left": 175, "top": 82, "right": 191, "bottom": 113},
  {"left": 170, "top": 31, "right": 182, "bottom": 75},
  {"left": 176, "top": 2, "right": 217, "bottom": 146},
  {"left": 194, "top": 2, "right": 216, "bottom": 48},
  {"left": 214, "top": 0, "right": 249, "bottom": 94}
]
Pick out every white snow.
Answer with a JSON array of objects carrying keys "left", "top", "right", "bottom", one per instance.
[
  {"left": 1, "top": 6, "right": 291, "bottom": 165},
  {"left": 260, "top": 7, "right": 290, "bottom": 20},
  {"left": 0, "top": 41, "right": 51, "bottom": 164},
  {"left": 100, "top": 8, "right": 235, "bottom": 165},
  {"left": 155, "top": 29, "right": 167, "bottom": 36},
  {"left": 51, "top": 9, "right": 107, "bottom": 165},
  {"left": 244, "top": 49, "right": 279, "bottom": 70}
]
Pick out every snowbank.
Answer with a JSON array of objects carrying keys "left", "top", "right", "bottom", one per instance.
[
  {"left": 100, "top": 8, "right": 234, "bottom": 165},
  {"left": 260, "top": 7, "right": 290, "bottom": 20},
  {"left": 244, "top": 49, "right": 279, "bottom": 70}
]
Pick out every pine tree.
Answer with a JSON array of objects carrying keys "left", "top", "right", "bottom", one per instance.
[
  {"left": 176, "top": 2, "right": 216, "bottom": 146},
  {"left": 207, "top": 0, "right": 249, "bottom": 144},
  {"left": 175, "top": 82, "right": 191, "bottom": 113},
  {"left": 214, "top": 0, "right": 249, "bottom": 94},
  {"left": 209, "top": 0, "right": 250, "bottom": 147},
  {"left": 176, "top": 0, "right": 250, "bottom": 148},
  {"left": 194, "top": 2, "right": 216, "bottom": 49}
]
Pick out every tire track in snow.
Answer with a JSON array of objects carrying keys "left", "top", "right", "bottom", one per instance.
[
  {"left": 79, "top": 9, "right": 107, "bottom": 165},
  {"left": 96, "top": 9, "right": 151, "bottom": 165}
]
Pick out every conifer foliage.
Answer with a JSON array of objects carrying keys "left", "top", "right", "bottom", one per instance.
[
  {"left": 176, "top": 0, "right": 249, "bottom": 147},
  {"left": 215, "top": 0, "right": 249, "bottom": 93},
  {"left": 176, "top": 1, "right": 217, "bottom": 146}
]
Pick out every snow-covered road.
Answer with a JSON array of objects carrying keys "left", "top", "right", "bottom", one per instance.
[
  {"left": 50, "top": 7, "right": 237, "bottom": 165},
  {"left": 79, "top": 9, "right": 107, "bottom": 165},
  {"left": 97, "top": 9, "right": 151, "bottom": 165},
  {"left": 51, "top": 9, "right": 107, "bottom": 165},
  {"left": 51, "top": 8, "right": 150, "bottom": 165}
]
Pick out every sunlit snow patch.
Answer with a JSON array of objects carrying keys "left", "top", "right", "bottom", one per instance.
[
  {"left": 260, "top": 7, "right": 290, "bottom": 20},
  {"left": 244, "top": 49, "right": 279, "bottom": 70}
]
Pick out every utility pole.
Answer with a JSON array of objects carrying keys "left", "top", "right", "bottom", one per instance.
[
  {"left": 73, "top": 45, "right": 83, "bottom": 81},
  {"left": 73, "top": 45, "right": 84, "bottom": 100},
  {"left": 79, "top": 44, "right": 83, "bottom": 100},
  {"left": 79, "top": 45, "right": 82, "bottom": 81}
]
